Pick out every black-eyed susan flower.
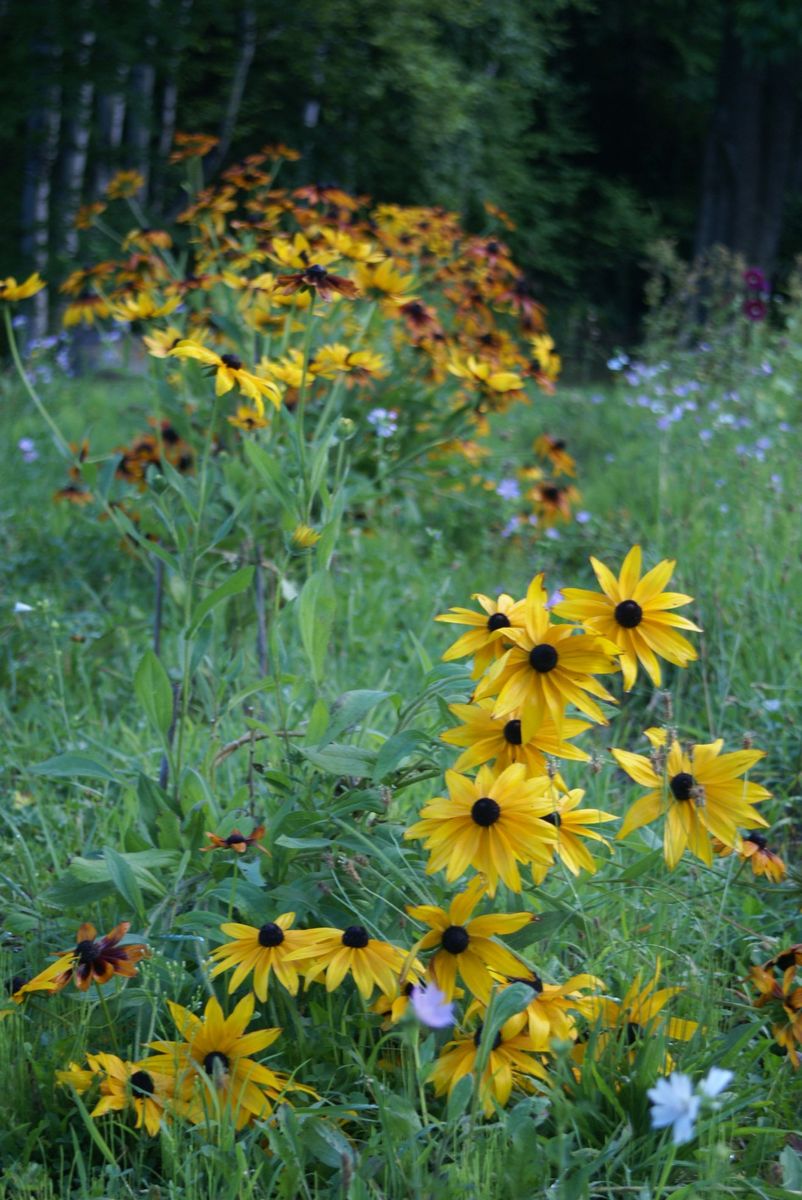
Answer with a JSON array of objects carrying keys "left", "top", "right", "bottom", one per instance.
[
  {"left": 275, "top": 263, "right": 359, "bottom": 301},
  {"left": 169, "top": 131, "right": 219, "bottom": 163},
  {"left": 290, "top": 523, "right": 321, "bottom": 548},
  {"left": 355, "top": 258, "right": 416, "bottom": 302},
  {"left": 471, "top": 970, "right": 604, "bottom": 1049},
  {"left": 143, "top": 325, "right": 184, "bottom": 358},
  {"left": 0, "top": 273, "right": 45, "bottom": 302},
  {"left": 529, "top": 481, "right": 581, "bottom": 525},
  {"left": 285, "top": 924, "right": 410, "bottom": 999},
  {"left": 14, "top": 921, "right": 148, "bottom": 1001},
  {"left": 534, "top": 434, "right": 574, "bottom": 476},
  {"left": 110, "top": 292, "right": 182, "bottom": 323},
  {"left": 554, "top": 546, "right": 700, "bottom": 691},
  {"left": 587, "top": 962, "right": 698, "bottom": 1063},
  {"left": 447, "top": 355, "right": 524, "bottom": 410},
  {"left": 168, "top": 340, "right": 281, "bottom": 409},
  {"left": 613, "top": 732, "right": 770, "bottom": 869},
  {"left": 429, "top": 1012, "right": 549, "bottom": 1116},
  {"left": 440, "top": 699, "right": 591, "bottom": 774},
  {"left": 58, "top": 1052, "right": 174, "bottom": 1136},
  {"left": 63, "top": 293, "right": 111, "bottom": 327},
  {"left": 406, "top": 877, "right": 531, "bottom": 1002},
  {"left": 209, "top": 915, "right": 312, "bottom": 1000},
  {"left": 475, "top": 573, "right": 620, "bottom": 738},
  {"left": 201, "top": 825, "right": 269, "bottom": 854},
  {"left": 530, "top": 780, "right": 617, "bottom": 884},
  {"left": 750, "top": 962, "right": 802, "bottom": 1068},
  {"left": 227, "top": 404, "right": 269, "bottom": 431},
  {"left": 713, "top": 831, "right": 786, "bottom": 882},
  {"left": 146, "top": 993, "right": 315, "bottom": 1128},
  {"left": 404, "top": 763, "right": 558, "bottom": 895},
  {"left": 106, "top": 169, "right": 145, "bottom": 199},
  {"left": 435, "top": 591, "right": 525, "bottom": 679}
]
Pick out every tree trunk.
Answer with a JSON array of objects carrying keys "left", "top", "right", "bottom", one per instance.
[
  {"left": 20, "top": 34, "right": 62, "bottom": 339},
  {"left": 152, "top": 0, "right": 194, "bottom": 212},
  {"left": 60, "top": 27, "right": 96, "bottom": 259},
  {"left": 93, "top": 68, "right": 129, "bottom": 198},
  {"left": 203, "top": 1, "right": 257, "bottom": 179},
  {"left": 127, "top": 62, "right": 157, "bottom": 199}
]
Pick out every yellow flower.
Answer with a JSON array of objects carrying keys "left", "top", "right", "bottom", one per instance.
[
  {"left": 89, "top": 1053, "right": 174, "bottom": 1137},
  {"left": 209, "top": 914, "right": 312, "bottom": 1000},
  {"left": 529, "top": 780, "right": 617, "bottom": 883},
  {"left": 291, "top": 524, "right": 321, "bottom": 548},
  {"left": 589, "top": 961, "right": 698, "bottom": 1052},
  {"left": 713, "top": 831, "right": 786, "bottom": 882},
  {"left": 285, "top": 924, "right": 411, "bottom": 999},
  {"left": 0, "top": 273, "right": 45, "bottom": 302},
  {"left": 63, "top": 294, "right": 111, "bottom": 327},
  {"left": 106, "top": 170, "right": 145, "bottom": 199},
  {"left": 435, "top": 591, "right": 525, "bottom": 679},
  {"left": 440, "top": 699, "right": 591, "bottom": 774},
  {"left": 111, "top": 293, "right": 182, "bottom": 322},
  {"left": 146, "top": 993, "right": 314, "bottom": 1129},
  {"left": 143, "top": 325, "right": 184, "bottom": 358},
  {"left": 429, "top": 1012, "right": 549, "bottom": 1116},
  {"left": 228, "top": 404, "right": 269, "bottom": 431},
  {"left": 612, "top": 735, "right": 770, "bottom": 869},
  {"left": 355, "top": 258, "right": 416, "bottom": 301},
  {"left": 405, "top": 763, "right": 558, "bottom": 895},
  {"left": 406, "top": 877, "right": 531, "bottom": 1002},
  {"left": 474, "top": 573, "right": 620, "bottom": 738},
  {"left": 554, "top": 546, "right": 700, "bottom": 691},
  {"left": 468, "top": 971, "right": 604, "bottom": 1048},
  {"left": 448, "top": 356, "right": 524, "bottom": 405},
  {"left": 168, "top": 339, "right": 281, "bottom": 410}
]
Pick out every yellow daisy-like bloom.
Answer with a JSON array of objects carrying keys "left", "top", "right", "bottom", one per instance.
[
  {"left": 285, "top": 924, "right": 410, "bottom": 999},
  {"left": 554, "top": 545, "right": 700, "bottom": 691},
  {"left": 146, "top": 993, "right": 313, "bottom": 1129},
  {"left": 447, "top": 355, "right": 524, "bottom": 405},
  {"left": 312, "top": 343, "right": 388, "bottom": 382},
  {"left": 143, "top": 325, "right": 184, "bottom": 358},
  {"left": 290, "top": 523, "right": 321, "bottom": 548},
  {"left": 110, "top": 292, "right": 182, "bottom": 323},
  {"left": 530, "top": 780, "right": 617, "bottom": 884},
  {"left": 75, "top": 1053, "right": 173, "bottom": 1137},
  {"left": 750, "top": 958, "right": 802, "bottom": 1067},
  {"left": 406, "top": 877, "right": 531, "bottom": 1002},
  {"left": 228, "top": 404, "right": 269, "bottom": 431},
  {"left": 404, "top": 763, "right": 558, "bottom": 895},
  {"left": 106, "top": 169, "right": 145, "bottom": 199},
  {"left": 475, "top": 573, "right": 620, "bottom": 738},
  {"left": 612, "top": 735, "right": 770, "bottom": 869},
  {"left": 356, "top": 258, "right": 416, "bottom": 301},
  {"left": 469, "top": 971, "right": 604, "bottom": 1049},
  {"left": 429, "top": 1012, "right": 549, "bottom": 1116},
  {"left": 435, "top": 591, "right": 525, "bottom": 679},
  {"left": 0, "top": 273, "right": 45, "bottom": 302},
  {"left": 168, "top": 339, "right": 281, "bottom": 410},
  {"left": 589, "top": 961, "right": 698, "bottom": 1055},
  {"left": 63, "top": 294, "right": 111, "bottom": 327},
  {"left": 441, "top": 699, "right": 591, "bottom": 774},
  {"left": 713, "top": 831, "right": 786, "bottom": 882},
  {"left": 209, "top": 914, "right": 312, "bottom": 1000}
]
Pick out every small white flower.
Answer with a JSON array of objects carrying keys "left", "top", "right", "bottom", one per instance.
[
  {"left": 13, "top": 601, "right": 35, "bottom": 613},
  {"left": 647, "top": 1072, "right": 700, "bottom": 1145},
  {"left": 698, "top": 1066, "right": 733, "bottom": 1099},
  {"left": 410, "top": 983, "right": 454, "bottom": 1029}
]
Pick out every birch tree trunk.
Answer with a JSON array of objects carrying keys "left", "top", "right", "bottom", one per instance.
[
  {"left": 60, "top": 27, "right": 96, "bottom": 259},
  {"left": 93, "top": 67, "right": 129, "bottom": 198},
  {"left": 20, "top": 34, "right": 62, "bottom": 339},
  {"left": 203, "top": 1, "right": 257, "bottom": 179}
]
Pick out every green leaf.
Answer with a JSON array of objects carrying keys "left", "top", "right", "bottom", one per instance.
[
  {"left": 373, "top": 730, "right": 430, "bottom": 780},
  {"left": 474, "top": 982, "right": 533, "bottom": 1075},
  {"left": 305, "top": 698, "right": 330, "bottom": 744},
  {"left": 103, "top": 846, "right": 145, "bottom": 918},
  {"left": 297, "top": 570, "right": 336, "bottom": 684},
  {"left": 275, "top": 835, "right": 332, "bottom": 850},
  {"left": 29, "top": 753, "right": 121, "bottom": 782},
  {"left": 134, "top": 650, "right": 174, "bottom": 738},
  {"left": 299, "top": 744, "right": 377, "bottom": 776},
  {"left": 323, "top": 690, "right": 392, "bottom": 743},
  {"left": 446, "top": 1073, "right": 473, "bottom": 1122},
  {"left": 187, "top": 565, "right": 254, "bottom": 634}
]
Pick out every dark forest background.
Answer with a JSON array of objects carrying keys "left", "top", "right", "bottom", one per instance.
[{"left": 5, "top": 0, "right": 802, "bottom": 347}]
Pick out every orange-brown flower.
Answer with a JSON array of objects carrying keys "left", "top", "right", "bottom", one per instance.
[
  {"left": 275, "top": 263, "right": 359, "bottom": 301},
  {"left": 201, "top": 825, "right": 269, "bottom": 854},
  {"left": 14, "top": 922, "right": 148, "bottom": 1000}
]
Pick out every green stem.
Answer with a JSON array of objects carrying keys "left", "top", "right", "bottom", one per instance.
[
  {"left": 294, "top": 294, "right": 317, "bottom": 491},
  {"left": 4, "top": 306, "right": 70, "bottom": 457},
  {"left": 94, "top": 980, "right": 122, "bottom": 1056}
]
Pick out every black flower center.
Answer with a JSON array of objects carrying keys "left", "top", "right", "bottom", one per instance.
[
  {"left": 442, "top": 925, "right": 470, "bottom": 955},
  {"left": 471, "top": 797, "right": 501, "bottom": 827},
  {"left": 220, "top": 354, "right": 243, "bottom": 370},
  {"left": 552, "top": 439, "right": 566, "bottom": 450},
  {"left": 542, "top": 486, "right": 561, "bottom": 503},
  {"left": 342, "top": 925, "right": 369, "bottom": 949},
  {"left": 744, "top": 832, "right": 767, "bottom": 850},
  {"left": 258, "top": 922, "right": 285, "bottom": 948},
  {"left": 529, "top": 643, "right": 558, "bottom": 673},
  {"left": 669, "top": 772, "right": 694, "bottom": 801},
  {"left": 777, "top": 951, "right": 798, "bottom": 971},
  {"left": 224, "top": 833, "right": 246, "bottom": 846},
  {"left": 625, "top": 1021, "right": 641, "bottom": 1045},
  {"left": 203, "top": 1051, "right": 230, "bottom": 1075},
  {"left": 403, "top": 981, "right": 415, "bottom": 997},
  {"left": 306, "top": 263, "right": 328, "bottom": 281},
  {"left": 75, "top": 939, "right": 100, "bottom": 965},
  {"left": 543, "top": 811, "right": 562, "bottom": 828},
  {"left": 614, "top": 600, "right": 643, "bottom": 628},
  {"left": 487, "top": 611, "right": 511, "bottom": 632},
  {"left": 509, "top": 974, "right": 544, "bottom": 995},
  {"left": 503, "top": 719, "right": 522, "bottom": 745},
  {"left": 129, "top": 1069, "right": 155, "bottom": 1097},
  {"left": 473, "top": 1022, "right": 503, "bottom": 1050}
]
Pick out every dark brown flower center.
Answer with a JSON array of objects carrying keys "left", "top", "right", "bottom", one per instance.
[
  {"left": 306, "top": 263, "right": 328, "bottom": 281},
  {"left": 614, "top": 600, "right": 643, "bottom": 628},
  {"left": 129, "top": 1070, "right": 155, "bottom": 1097},
  {"left": 509, "top": 974, "right": 544, "bottom": 995},
  {"left": 529, "top": 643, "right": 558, "bottom": 673},
  {"left": 224, "top": 833, "right": 247, "bottom": 846},
  {"left": 471, "top": 797, "right": 501, "bottom": 827},
  {"left": 543, "top": 811, "right": 562, "bottom": 827},
  {"left": 342, "top": 925, "right": 369, "bottom": 949},
  {"left": 669, "top": 772, "right": 694, "bottom": 801},
  {"left": 220, "top": 354, "right": 243, "bottom": 370},
  {"left": 487, "top": 611, "right": 511, "bottom": 632},
  {"left": 442, "top": 925, "right": 470, "bottom": 955},
  {"left": 75, "top": 939, "right": 101, "bottom": 965},
  {"left": 258, "top": 922, "right": 285, "bottom": 948},
  {"left": 625, "top": 1021, "right": 641, "bottom": 1045},
  {"left": 473, "top": 1022, "right": 503, "bottom": 1050},
  {"left": 503, "top": 719, "right": 522, "bottom": 745},
  {"left": 744, "top": 832, "right": 767, "bottom": 850},
  {"left": 203, "top": 1051, "right": 230, "bottom": 1075}
]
